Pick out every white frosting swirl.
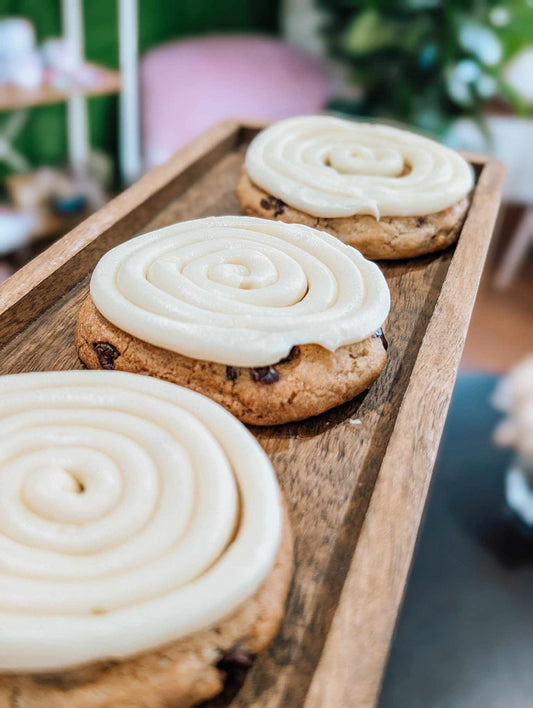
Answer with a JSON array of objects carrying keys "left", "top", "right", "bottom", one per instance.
[
  {"left": 90, "top": 216, "right": 390, "bottom": 367},
  {"left": 245, "top": 116, "right": 474, "bottom": 218},
  {"left": 0, "top": 371, "right": 281, "bottom": 673}
]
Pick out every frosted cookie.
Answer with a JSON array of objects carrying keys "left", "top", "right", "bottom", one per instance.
[
  {"left": 237, "top": 116, "right": 474, "bottom": 260},
  {"left": 0, "top": 371, "right": 292, "bottom": 708},
  {"left": 76, "top": 216, "right": 390, "bottom": 425}
]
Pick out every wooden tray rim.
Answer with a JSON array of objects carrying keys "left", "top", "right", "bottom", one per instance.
[
  {"left": 306, "top": 152, "right": 505, "bottom": 707},
  {"left": 0, "top": 119, "right": 506, "bottom": 707}
]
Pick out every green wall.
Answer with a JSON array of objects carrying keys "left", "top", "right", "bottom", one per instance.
[{"left": 0, "top": 0, "right": 280, "bottom": 178}]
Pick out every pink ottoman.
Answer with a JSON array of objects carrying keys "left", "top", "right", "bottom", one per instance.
[{"left": 141, "top": 35, "right": 330, "bottom": 168}]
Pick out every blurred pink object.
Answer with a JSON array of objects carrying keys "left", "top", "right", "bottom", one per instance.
[{"left": 141, "top": 35, "right": 330, "bottom": 168}]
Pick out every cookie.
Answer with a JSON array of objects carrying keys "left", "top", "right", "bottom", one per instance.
[
  {"left": 239, "top": 115, "right": 474, "bottom": 260},
  {"left": 76, "top": 295, "right": 387, "bottom": 426},
  {"left": 0, "top": 372, "right": 293, "bottom": 708},
  {"left": 237, "top": 172, "right": 470, "bottom": 260},
  {"left": 76, "top": 216, "right": 390, "bottom": 425}
]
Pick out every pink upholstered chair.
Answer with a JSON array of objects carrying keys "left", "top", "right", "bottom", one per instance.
[{"left": 140, "top": 35, "right": 330, "bottom": 168}]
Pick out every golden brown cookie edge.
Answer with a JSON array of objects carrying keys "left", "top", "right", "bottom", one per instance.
[
  {"left": 75, "top": 296, "right": 387, "bottom": 426},
  {"left": 236, "top": 172, "right": 470, "bottom": 260}
]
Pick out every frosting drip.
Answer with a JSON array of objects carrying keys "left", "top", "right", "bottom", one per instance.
[
  {"left": 90, "top": 216, "right": 390, "bottom": 367},
  {"left": 245, "top": 116, "right": 474, "bottom": 218},
  {"left": 0, "top": 371, "right": 281, "bottom": 672}
]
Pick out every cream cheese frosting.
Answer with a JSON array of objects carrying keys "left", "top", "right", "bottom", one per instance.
[
  {"left": 245, "top": 116, "right": 474, "bottom": 218},
  {"left": 0, "top": 371, "right": 282, "bottom": 672},
  {"left": 90, "top": 216, "right": 390, "bottom": 367}
]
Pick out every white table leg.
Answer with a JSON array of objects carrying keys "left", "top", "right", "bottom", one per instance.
[
  {"left": 66, "top": 96, "right": 89, "bottom": 179},
  {"left": 62, "top": 0, "right": 89, "bottom": 179},
  {"left": 119, "top": 0, "right": 141, "bottom": 184}
]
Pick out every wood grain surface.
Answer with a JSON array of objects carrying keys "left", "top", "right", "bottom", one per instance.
[{"left": 0, "top": 121, "right": 505, "bottom": 708}]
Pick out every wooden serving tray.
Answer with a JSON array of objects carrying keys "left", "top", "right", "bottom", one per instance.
[{"left": 0, "top": 120, "right": 504, "bottom": 708}]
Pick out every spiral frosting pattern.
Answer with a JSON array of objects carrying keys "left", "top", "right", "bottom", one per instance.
[
  {"left": 0, "top": 371, "right": 281, "bottom": 672},
  {"left": 90, "top": 216, "right": 390, "bottom": 367},
  {"left": 245, "top": 116, "right": 474, "bottom": 218}
]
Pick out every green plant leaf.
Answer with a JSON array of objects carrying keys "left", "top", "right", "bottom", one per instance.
[{"left": 344, "top": 9, "right": 398, "bottom": 55}]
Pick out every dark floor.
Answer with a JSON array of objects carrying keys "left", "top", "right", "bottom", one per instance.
[{"left": 380, "top": 374, "right": 533, "bottom": 708}]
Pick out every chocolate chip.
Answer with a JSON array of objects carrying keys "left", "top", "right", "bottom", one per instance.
[
  {"left": 272, "top": 198, "right": 285, "bottom": 217},
  {"left": 93, "top": 342, "right": 120, "bottom": 370},
  {"left": 260, "top": 195, "right": 286, "bottom": 216},
  {"left": 276, "top": 346, "right": 300, "bottom": 365},
  {"left": 216, "top": 649, "right": 255, "bottom": 672},
  {"left": 416, "top": 217, "right": 427, "bottom": 227},
  {"left": 250, "top": 366, "right": 280, "bottom": 384},
  {"left": 375, "top": 328, "right": 389, "bottom": 351},
  {"left": 225, "top": 365, "right": 241, "bottom": 381}
]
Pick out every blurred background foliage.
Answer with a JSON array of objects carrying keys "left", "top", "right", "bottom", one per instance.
[
  {"left": 1, "top": 0, "right": 531, "bottom": 172},
  {"left": 0, "top": 0, "right": 279, "bottom": 173},
  {"left": 317, "top": 0, "right": 533, "bottom": 136}
]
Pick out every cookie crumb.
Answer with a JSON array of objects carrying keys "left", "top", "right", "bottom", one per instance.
[
  {"left": 93, "top": 342, "right": 120, "bottom": 370},
  {"left": 250, "top": 366, "right": 280, "bottom": 384}
]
